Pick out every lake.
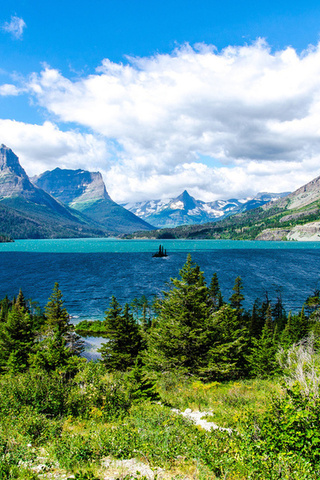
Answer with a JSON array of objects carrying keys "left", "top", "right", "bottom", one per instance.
[{"left": 1, "top": 238, "right": 320, "bottom": 320}]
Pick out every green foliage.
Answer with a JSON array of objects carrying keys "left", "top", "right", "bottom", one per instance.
[
  {"left": 0, "top": 307, "right": 35, "bottom": 373},
  {"left": 99, "top": 298, "right": 142, "bottom": 372},
  {"left": 69, "top": 363, "right": 131, "bottom": 419},
  {"left": 144, "top": 255, "right": 214, "bottom": 376},
  {"left": 0, "top": 371, "right": 69, "bottom": 417},
  {"left": 229, "top": 276, "right": 245, "bottom": 315},
  {"left": 204, "top": 304, "right": 249, "bottom": 380},
  {"left": 30, "top": 283, "right": 84, "bottom": 375}
]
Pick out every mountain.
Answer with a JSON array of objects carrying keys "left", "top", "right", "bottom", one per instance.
[
  {"left": 123, "top": 174, "right": 320, "bottom": 241},
  {"left": 0, "top": 144, "right": 107, "bottom": 239},
  {"left": 123, "top": 189, "right": 288, "bottom": 228},
  {"left": 33, "top": 168, "right": 154, "bottom": 234}
]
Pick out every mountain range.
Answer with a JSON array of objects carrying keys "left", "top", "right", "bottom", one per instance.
[
  {"left": 124, "top": 174, "right": 320, "bottom": 241},
  {"left": 123, "top": 190, "right": 288, "bottom": 228},
  {"left": 0, "top": 145, "right": 153, "bottom": 239},
  {"left": 33, "top": 168, "right": 152, "bottom": 234},
  {"left": 2, "top": 143, "right": 320, "bottom": 241}
]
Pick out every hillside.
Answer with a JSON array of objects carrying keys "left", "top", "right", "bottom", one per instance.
[
  {"left": 124, "top": 174, "right": 320, "bottom": 241},
  {"left": 123, "top": 189, "right": 287, "bottom": 228},
  {"left": 33, "top": 168, "right": 154, "bottom": 234},
  {"left": 0, "top": 145, "right": 107, "bottom": 239}
]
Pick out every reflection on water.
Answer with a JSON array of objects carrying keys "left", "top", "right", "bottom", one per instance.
[{"left": 81, "top": 335, "right": 107, "bottom": 360}]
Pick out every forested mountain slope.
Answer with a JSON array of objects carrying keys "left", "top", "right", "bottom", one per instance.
[
  {"left": 125, "top": 174, "right": 320, "bottom": 240},
  {"left": 0, "top": 145, "right": 107, "bottom": 239},
  {"left": 123, "top": 189, "right": 287, "bottom": 228},
  {"left": 33, "top": 168, "right": 154, "bottom": 234}
]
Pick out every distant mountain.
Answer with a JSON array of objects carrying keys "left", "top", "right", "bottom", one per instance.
[
  {"left": 0, "top": 144, "right": 107, "bottom": 239},
  {"left": 33, "top": 168, "right": 154, "bottom": 234},
  {"left": 123, "top": 174, "right": 320, "bottom": 241},
  {"left": 123, "top": 189, "right": 288, "bottom": 228}
]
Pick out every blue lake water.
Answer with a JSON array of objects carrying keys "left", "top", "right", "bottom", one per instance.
[{"left": 1, "top": 238, "right": 320, "bottom": 321}]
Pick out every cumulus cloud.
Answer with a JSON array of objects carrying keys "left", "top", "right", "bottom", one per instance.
[
  {"left": 0, "top": 119, "right": 108, "bottom": 177},
  {"left": 2, "top": 16, "right": 26, "bottom": 40},
  {"left": 5, "top": 40, "right": 320, "bottom": 202},
  {"left": 0, "top": 84, "right": 20, "bottom": 96}
]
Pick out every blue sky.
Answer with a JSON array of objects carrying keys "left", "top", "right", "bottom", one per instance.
[{"left": 2, "top": 0, "right": 320, "bottom": 202}]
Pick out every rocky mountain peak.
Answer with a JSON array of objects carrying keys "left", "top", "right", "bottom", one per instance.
[
  {"left": 33, "top": 168, "right": 112, "bottom": 206},
  {"left": 175, "top": 190, "right": 198, "bottom": 210},
  {"left": 0, "top": 145, "right": 36, "bottom": 200},
  {"left": 0, "top": 144, "right": 27, "bottom": 177}
]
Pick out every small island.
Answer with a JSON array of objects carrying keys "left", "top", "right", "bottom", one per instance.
[
  {"left": 0, "top": 234, "right": 14, "bottom": 243},
  {"left": 152, "top": 244, "right": 168, "bottom": 257}
]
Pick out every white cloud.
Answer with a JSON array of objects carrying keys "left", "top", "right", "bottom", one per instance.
[
  {"left": 2, "top": 16, "right": 26, "bottom": 40},
  {"left": 0, "top": 119, "right": 108, "bottom": 177},
  {"left": 0, "top": 84, "right": 21, "bottom": 96},
  {"left": 4, "top": 40, "right": 320, "bottom": 202}
]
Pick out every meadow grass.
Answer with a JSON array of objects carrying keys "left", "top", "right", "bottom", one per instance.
[{"left": 0, "top": 371, "right": 319, "bottom": 479}]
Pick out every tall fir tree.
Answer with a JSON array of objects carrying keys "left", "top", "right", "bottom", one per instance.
[
  {"left": 144, "top": 254, "right": 213, "bottom": 376},
  {"left": 247, "top": 304, "right": 280, "bottom": 377},
  {"left": 30, "top": 283, "right": 82, "bottom": 374},
  {"left": 0, "top": 306, "right": 35, "bottom": 373},
  {"left": 99, "top": 298, "right": 142, "bottom": 371},
  {"left": 229, "top": 276, "right": 245, "bottom": 318},
  {"left": 204, "top": 304, "right": 249, "bottom": 380},
  {"left": 209, "top": 272, "right": 224, "bottom": 311}
]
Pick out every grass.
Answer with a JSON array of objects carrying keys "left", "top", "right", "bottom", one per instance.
[
  {"left": 0, "top": 369, "right": 319, "bottom": 479},
  {"left": 156, "top": 373, "right": 282, "bottom": 429}
]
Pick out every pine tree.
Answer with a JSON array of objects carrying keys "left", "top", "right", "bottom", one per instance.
[
  {"left": 209, "top": 273, "right": 224, "bottom": 311},
  {"left": 272, "top": 294, "right": 287, "bottom": 332},
  {"left": 99, "top": 298, "right": 142, "bottom": 371},
  {"left": 249, "top": 299, "right": 266, "bottom": 339},
  {"left": 0, "top": 306, "right": 35, "bottom": 373},
  {"left": 247, "top": 304, "right": 279, "bottom": 377},
  {"left": 144, "top": 254, "right": 213, "bottom": 376},
  {"left": 45, "top": 282, "right": 70, "bottom": 338},
  {"left": 30, "top": 283, "right": 81, "bottom": 374},
  {"left": 229, "top": 276, "right": 245, "bottom": 317},
  {"left": 204, "top": 304, "right": 249, "bottom": 380},
  {"left": 15, "top": 289, "right": 28, "bottom": 312}
]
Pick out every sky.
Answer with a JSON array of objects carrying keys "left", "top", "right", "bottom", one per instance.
[{"left": 2, "top": 1, "right": 320, "bottom": 203}]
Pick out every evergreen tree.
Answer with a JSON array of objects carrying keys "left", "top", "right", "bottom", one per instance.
[
  {"left": 229, "top": 276, "right": 245, "bottom": 317},
  {"left": 0, "top": 306, "right": 35, "bottom": 373},
  {"left": 44, "top": 282, "right": 70, "bottom": 338},
  {"left": 0, "top": 296, "right": 11, "bottom": 322},
  {"left": 204, "top": 304, "right": 249, "bottom": 380},
  {"left": 247, "top": 304, "right": 280, "bottom": 377},
  {"left": 280, "top": 308, "right": 309, "bottom": 348},
  {"left": 15, "top": 289, "right": 28, "bottom": 312},
  {"left": 144, "top": 254, "right": 213, "bottom": 376},
  {"left": 272, "top": 294, "right": 287, "bottom": 332},
  {"left": 30, "top": 283, "right": 81, "bottom": 374},
  {"left": 249, "top": 299, "right": 266, "bottom": 339},
  {"left": 99, "top": 298, "right": 142, "bottom": 371},
  {"left": 209, "top": 273, "right": 224, "bottom": 311}
]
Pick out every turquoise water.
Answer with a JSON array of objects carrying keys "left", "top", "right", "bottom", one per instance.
[
  {"left": 1, "top": 237, "right": 320, "bottom": 358},
  {"left": 1, "top": 238, "right": 320, "bottom": 318},
  {"left": 1, "top": 237, "right": 320, "bottom": 253}
]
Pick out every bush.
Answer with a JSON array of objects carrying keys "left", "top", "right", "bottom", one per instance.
[
  {"left": 0, "top": 370, "right": 69, "bottom": 417},
  {"left": 68, "top": 365, "right": 131, "bottom": 420}
]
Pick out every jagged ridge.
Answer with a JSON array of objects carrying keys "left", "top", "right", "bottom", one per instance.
[{"left": 33, "top": 167, "right": 154, "bottom": 234}]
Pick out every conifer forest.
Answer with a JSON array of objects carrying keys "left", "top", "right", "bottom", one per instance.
[{"left": 1, "top": 255, "right": 320, "bottom": 479}]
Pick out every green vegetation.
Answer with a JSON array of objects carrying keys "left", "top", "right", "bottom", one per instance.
[
  {"left": 0, "top": 200, "right": 107, "bottom": 240},
  {"left": 1, "top": 256, "right": 320, "bottom": 478},
  {"left": 124, "top": 198, "right": 320, "bottom": 240}
]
